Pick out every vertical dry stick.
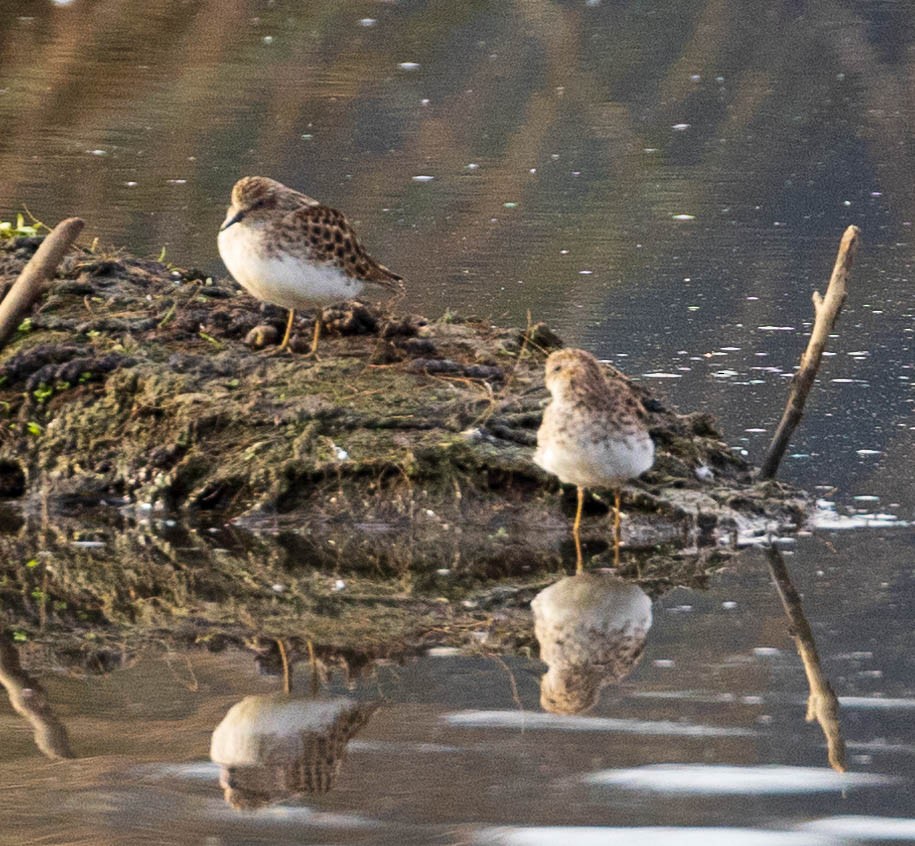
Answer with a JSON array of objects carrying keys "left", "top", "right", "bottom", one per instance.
[
  {"left": 758, "top": 226, "right": 860, "bottom": 480},
  {"left": 0, "top": 217, "right": 84, "bottom": 349}
]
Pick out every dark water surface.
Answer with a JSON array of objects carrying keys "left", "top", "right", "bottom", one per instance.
[
  {"left": 1, "top": 1, "right": 913, "bottom": 842},
  {"left": 1, "top": 540, "right": 913, "bottom": 844}
]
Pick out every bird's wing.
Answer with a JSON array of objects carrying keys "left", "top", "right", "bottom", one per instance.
[{"left": 285, "top": 203, "right": 404, "bottom": 290}]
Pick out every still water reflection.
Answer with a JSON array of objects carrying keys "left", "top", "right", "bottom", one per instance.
[
  {"left": 2, "top": 540, "right": 912, "bottom": 844},
  {"left": 0, "top": 1, "right": 913, "bottom": 843}
]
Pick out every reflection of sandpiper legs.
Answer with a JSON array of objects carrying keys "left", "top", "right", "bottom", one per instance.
[
  {"left": 612, "top": 489, "right": 622, "bottom": 567},
  {"left": 307, "top": 638, "right": 319, "bottom": 696},
  {"left": 573, "top": 486, "right": 585, "bottom": 574}
]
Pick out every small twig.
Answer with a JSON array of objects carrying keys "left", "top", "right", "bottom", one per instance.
[
  {"left": 759, "top": 226, "right": 860, "bottom": 480},
  {"left": 0, "top": 217, "right": 84, "bottom": 349},
  {"left": 0, "top": 635, "right": 75, "bottom": 759},
  {"left": 765, "top": 547, "right": 846, "bottom": 773}
]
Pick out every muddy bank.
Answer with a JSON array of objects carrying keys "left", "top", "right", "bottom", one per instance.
[{"left": 0, "top": 235, "right": 809, "bottom": 664}]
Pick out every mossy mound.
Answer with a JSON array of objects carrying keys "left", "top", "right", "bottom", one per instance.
[
  {"left": 0, "top": 236, "right": 810, "bottom": 665},
  {"left": 0, "top": 237, "right": 807, "bottom": 566}
]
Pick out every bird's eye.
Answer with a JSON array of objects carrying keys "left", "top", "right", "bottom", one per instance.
[{"left": 550, "top": 364, "right": 561, "bottom": 373}]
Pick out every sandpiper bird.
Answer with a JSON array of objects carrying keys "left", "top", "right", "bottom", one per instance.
[
  {"left": 217, "top": 176, "right": 403, "bottom": 354},
  {"left": 534, "top": 348, "right": 654, "bottom": 571}
]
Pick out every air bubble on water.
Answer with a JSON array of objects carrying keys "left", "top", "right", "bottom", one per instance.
[
  {"left": 412, "top": 175, "right": 434, "bottom": 182},
  {"left": 753, "top": 647, "right": 780, "bottom": 658},
  {"left": 398, "top": 62, "right": 420, "bottom": 71},
  {"left": 358, "top": 18, "right": 377, "bottom": 27},
  {"left": 672, "top": 123, "right": 691, "bottom": 131}
]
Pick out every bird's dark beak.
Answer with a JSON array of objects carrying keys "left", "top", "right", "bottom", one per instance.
[{"left": 219, "top": 210, "right": 245, "bottom": 232}]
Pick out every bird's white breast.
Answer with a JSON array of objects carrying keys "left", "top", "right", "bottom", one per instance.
[
  {"left": 218, "top": 222, "right": 362, "bottom": 309},
  {"left": 534, "top": 430, "right": 654, "bottom": 489}
]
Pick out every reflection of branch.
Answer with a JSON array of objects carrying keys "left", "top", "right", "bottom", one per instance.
[
  {"left": 765, "top": 548, "right": 845, "bottom": 773},
  {"left": 0, "top": 635, "right": 74, "bottom": 759}
]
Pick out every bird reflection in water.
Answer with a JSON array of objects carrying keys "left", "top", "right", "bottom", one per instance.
[
  {"left": 209, "top": 640, "right": 379, "bottom": 809},
  {"left": 532, "top": 573, "right": 652, "bottom": 714}
]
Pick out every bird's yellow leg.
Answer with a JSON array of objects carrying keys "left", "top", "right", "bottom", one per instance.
[
  {"left": 276, "top": 639, "right": 291, "bottom": 694},
  {"left": 279, "top": 308, "right": 296, "bottom": 350},
  {"left": 573, "top": 485, "right": 585, "bottom": 574},
  {"left": 309, "top": 317, "right": 321, "bottom": 357},
  {"left": 613, "top": 488, "right": 621, "bottom": 568}
]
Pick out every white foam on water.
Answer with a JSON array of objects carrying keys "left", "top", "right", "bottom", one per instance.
[
  {"left": 839, "top": 696, "right": 915, "bottom": 710},
  {"left": 478, "top": 826, "right": 834, "bottom": 846},
  {"left": 583, "top": 764, "right": 897, "bottom": 794},
  {"left": 800, "top": 816, "right": 915, "bottom": 840},
  {"left": 811, "top": 500, "right": 909, "bottom": 529},
  {"left": 443, "top": 710, "right": 752, "bottom": 737}
]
